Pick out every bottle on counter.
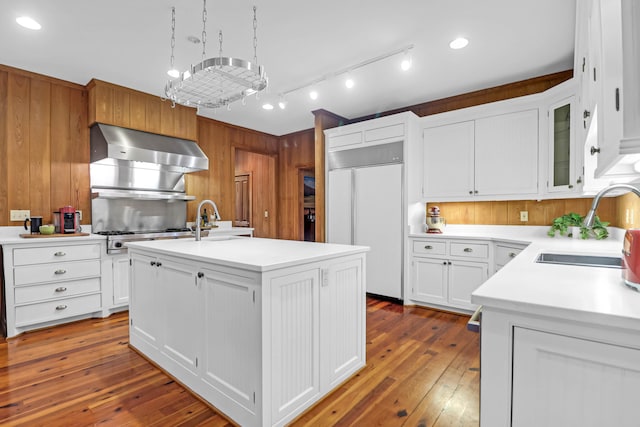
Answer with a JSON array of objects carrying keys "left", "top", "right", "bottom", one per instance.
[{"left": 202, "top": 209, "right": 208, "bottom": 227}]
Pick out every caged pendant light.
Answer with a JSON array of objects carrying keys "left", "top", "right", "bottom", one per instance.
[{"left": 165, "top": 1, "right": 268, "bottom": 109}]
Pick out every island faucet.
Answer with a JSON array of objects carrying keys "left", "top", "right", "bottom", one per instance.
[
  {"left": 583, "top": 184, "right": 640, "bottom": 228},
  {"left": 195, "top": 199, "right": 221, "bottom": 241}
]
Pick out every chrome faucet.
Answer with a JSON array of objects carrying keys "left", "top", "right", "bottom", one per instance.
[
  {"left": 583, "top": 184, "right": 640, "bottom": 228},
  {"left": 195, "top": 199, "right": 221, "bottom": 241}
]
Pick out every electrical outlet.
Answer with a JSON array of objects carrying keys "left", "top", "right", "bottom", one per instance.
[
  {"left": 10, "top": 210, "right": 30, "bottom": 221},
  {"left": 520, "top": 211, "right": 529, "bottom": 222},
  {"left": 264, "top": 210, "right": 269, "bottom": 218},
  {"left": 77, "top": 210, "right": 83, "bottom": 221}
]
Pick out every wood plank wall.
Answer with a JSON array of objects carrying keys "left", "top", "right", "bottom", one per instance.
[
  {"left": 235, "top": 150, "right": 277, "bottom": 238},
  {"left": 277, "top": 129, "right": 315, "bottom": 240},
  {"left": 0, "top": 65, "right": 90, "bottom": 226},
  {"left": 189, "top": 117, "right": 280, "bottom": 236}
]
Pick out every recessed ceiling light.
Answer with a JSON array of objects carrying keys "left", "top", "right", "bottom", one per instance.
[
  {"left": 16, "top": 16, "right": 41, "bottom": 30},
  {"left": 309, "top": 90, "right": 318, "bottom": 100},
  {"left": 262, "top": 103, "right": 274, "bottom": 110},
  {"left": 345, "top": 78, "right": 355, "bottom": 89},
  {"left": 400, "top": 51, "right": 412, "bottom": 71},
  {"left": 449, "top": 37, "right": 469, "bottom": 50},
  {"left": 167, "top": 69, "right": 180, "bottom": 78}
]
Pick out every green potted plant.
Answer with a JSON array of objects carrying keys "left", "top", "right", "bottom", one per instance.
[{"left": 548, "top": 212, "right": 610, "bottom": 240}]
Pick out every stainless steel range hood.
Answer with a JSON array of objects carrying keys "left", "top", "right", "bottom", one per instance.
[{"left": 90, "top": 123, "right": 208, "bottom": 173}]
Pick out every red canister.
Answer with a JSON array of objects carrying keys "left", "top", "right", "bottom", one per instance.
[{"left": 622, "top": 229, "right": 640, "bottom": 290}]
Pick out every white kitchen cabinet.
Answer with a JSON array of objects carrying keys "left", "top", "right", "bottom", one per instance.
[
  {"left": 546, "top": 96, "right": 583, "bottom": 194},
  {"left": 409, "top": 238, "right": 489, "bottom": 312},
  {"left": 493, "top": 242, "right": 526, "bottom": 272},
  {"left": 111, "top": 255, "right": 130, "bottom": 307},
  {"left": 129, "top": 252, "right": 161, "bottom": 349},
  {"left": 512, "top": 327, "right": 640, "bottom": 427},
  {"left": 128, "top": 242, "right": 366, "bottom": 427},
  {"left": 200, "top": 266, "right": 260, "bottom": 418},
  {"left": 2, "top": 240, "right": 104, "bottom": 338},
  {"left": 581, "top": 0, "right": 640, "bottom": 178},
  {"left": 422, "top": 109, "right": 538, "bottom": 200},
  {"left": 422, "top": 121, "right": 474, "bottom": 198},
  {"left": 325, "top": 112, "right": 413, "bottom": 151}
]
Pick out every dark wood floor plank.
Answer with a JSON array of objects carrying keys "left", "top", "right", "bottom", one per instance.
[{"left": 0, "top": 297, "right": 480, "bottom": 426}]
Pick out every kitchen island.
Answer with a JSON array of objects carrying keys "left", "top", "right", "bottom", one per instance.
[{"left": 126, "top": 237, "right": 368, "bottom": 427}]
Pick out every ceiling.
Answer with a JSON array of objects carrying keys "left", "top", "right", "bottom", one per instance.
[{"left": 2, "top": 1, "right": 576, "bottom": 136}]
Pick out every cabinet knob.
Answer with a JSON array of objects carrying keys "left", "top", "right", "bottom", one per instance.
[
  {"left": 590, "top": 146, "right": 600, "bottom": 156},
  {"left": 443, "top": 261, "right": 447, "bottom": 265},
  {"left": 156, "top": 262, "right": 162, "bottom": 267},
  {"left": 474, "top": 190, "right": 478, "bottom": 194},
  {"left": 469, "top": 190, "right": 473, "bottom": 195},
  {"left": 448, "top": 261, "right": 452, "bottom": 265},
  {"left": 463, "top": 248, "right": 473, "bottom": 252},
  {"left": 197, "top": 272, "right": 204, "bottom": 278},
  {"left": 55, "top": 305, "right": 68, "bottom": 311},
  {"left": 509, "top": 252, "right": 517, "bottom": 258},
  {"left": 54, "top": 251, "right": 66, "bottom": 257},
  {"left": 55, "top": 286, "right": 67, "bottom": 292},
  {"left": 425, "top": 245, "right": 433, "bottom": 250},
  {"left": 150, "top": 261, "right": 156, "bottom": 266},
  {"left": 583, "top": 110, "right": 591, "bottom": 119},
  {"left": 54, "top": 269, "right": 66, "bottom": 275}
]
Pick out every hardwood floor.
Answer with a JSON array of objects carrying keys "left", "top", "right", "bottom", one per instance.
[{"left": 0, "top": 298, "right": 479, "bottom": 426}]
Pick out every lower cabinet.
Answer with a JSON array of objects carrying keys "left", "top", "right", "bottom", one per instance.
[
  {"left": 410, "top": 238, "right": 489, "bottom": 311},
  {"left": 494, "top": 242, "right": 527, "bottom": 272},
  {"left": 128, "top": 249, "right": 365, "bottom": 427},
  {"left": 512, "top": 327, "right": 640, "bottom": 427},
  {"left": 480, "top": 308, "right": 640, "bottom": 426}
]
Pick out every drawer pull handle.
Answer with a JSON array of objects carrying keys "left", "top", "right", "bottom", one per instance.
[
  {"left": 54, "top": 251, "right": 66, "bottom": 257},
  {"left": 425, "top": 245, "right": 433, "bottom": 250},
  {"left": 56, "top": 305, "right": 67, "bottom": 311},
  {"left": 55, "top": 287, "right": 67, "bottom": 292},
  {"left": 54, "top": 269, "right": 67, "bottom": 275},
  {"left": 463, "top": 248, "right": 473, "bottom": 253},
  {"left": 150, "top": 261, "right": 157, "bottom": 266},
  {"left": 509, "top": 252, "right": 517, "bottom": 258}
]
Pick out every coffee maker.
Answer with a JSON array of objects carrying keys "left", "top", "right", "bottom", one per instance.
[{"left": 55, "top": 206, "right": 78, "bottom": 234}]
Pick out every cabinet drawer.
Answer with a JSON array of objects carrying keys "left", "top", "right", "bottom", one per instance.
[
  {"left": 450, "top": 242, "right": 489, "bottom": 259},
  {"left": 15, "top": 293, "right": 102, "bottom": 327},
  {"left": 495, "top": 244, "right": 525, "bottom": 266},
  {"left": 14, "top": 260, "right": 101, "bottom": 286},
  {"left": 13, "top": 244, "right": 101, "bottom": 266},
  {"left": 14, "top": 278, "right": 101, "bottom": 304},
  {"left": 364, "top": 123, "right": 404, "bottom": 143},
  {"left": 412, "top": 240, "right": 446, "bottom": 256},
  {"left": 328, "top": 131, "right": 362, "bottom": 149}
]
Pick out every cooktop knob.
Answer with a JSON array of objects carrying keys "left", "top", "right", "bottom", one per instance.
[{"left": 114, "top": 242, "right": 123, "bottom": 248}]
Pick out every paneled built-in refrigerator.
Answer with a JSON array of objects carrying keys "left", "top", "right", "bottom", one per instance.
[{"left": 327, "top": 142, "right": 403, "bottom": 300}]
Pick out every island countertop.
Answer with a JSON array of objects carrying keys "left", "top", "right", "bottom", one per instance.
[{"left": 126, "top": 236, "right": 369, "bottom": 272}]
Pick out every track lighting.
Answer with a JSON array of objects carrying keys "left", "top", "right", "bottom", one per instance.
[
  {"left": 449, "top": 37, "right": 469, "bottom": 50},
  {"left": 400, "top": 51, "right": 412, "bottom": 71}
]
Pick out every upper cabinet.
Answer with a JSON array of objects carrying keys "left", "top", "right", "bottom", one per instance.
[
  {"left": 86, "top": 79, "right": 197, "bottom": 141},
  {"left": 422, "top": 104, "right": 539, "bottom": 201},
  {"left": 577, "top": 0, "right": 640, "bottom": 178}
]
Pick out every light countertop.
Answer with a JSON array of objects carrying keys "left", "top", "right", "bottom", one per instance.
[
  {"left": 412, "top": 225, "right": 640, "bottom": 330},
  {"left": 127, "top": 237, "right": 369, "bottom": 272},
  {"left": 0, "top": 225, "right": 104, "bottom": 245}
]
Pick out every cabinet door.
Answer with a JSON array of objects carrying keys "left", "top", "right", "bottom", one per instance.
[
  {"left": 411, "top": 257, "right": 448, "bottom": 305},
  {"left": 320, "top": 258, "right": 365, "bottom": 391},
  {"left": 327, "top": 169, "right": 352, "bottom": 245},
  {"left": 270, "top": 269, "right": 321, "bottom": 425},
  {"left": 595, "top": 0, "right": 624, "bottom": 177},
  {"left": 112, "top": 255, "right": 130, "bottom": 306},
  {"left": 201, "top": 269, "right": 259, "bottom": 417},
  {"left": 423, "top": 121, "right": 474, "bottom": 198},
  {"left": 160, "top": 259, "right": 202, "bottom": 376},
  {"left": 512, "top": 327, "right": 640, "bottom": 427},
  {"left": 474, "top": 109, "right": 539, "bottom": 197},
  {"left": 354, "top": 164, "right": 403, "bottom": 299},
  {"left": 129, "top": 253, "right": 161, "bottom": 349},
  {"left": 448, "top": 260, "right": 487, "bottom": 310},
  {"left": 548, "top": 98, "right": 578, "bottom": 193}
]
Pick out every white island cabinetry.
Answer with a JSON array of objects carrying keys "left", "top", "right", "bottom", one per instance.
[{"left": 127, "top": 237, "right": 366, "bottom": 427}]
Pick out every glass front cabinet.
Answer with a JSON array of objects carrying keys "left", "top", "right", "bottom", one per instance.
[{"left": 547, "top": 97, "right": 581, "bottom": 193}]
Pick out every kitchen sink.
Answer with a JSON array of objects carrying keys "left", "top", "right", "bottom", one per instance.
[{"left": 536, "top": 253, "right": 622, "bottom": 269}]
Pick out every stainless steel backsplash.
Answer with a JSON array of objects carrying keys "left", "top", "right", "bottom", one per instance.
[{"left": 92, "top": 198, "right": 188, "bottom": 232}]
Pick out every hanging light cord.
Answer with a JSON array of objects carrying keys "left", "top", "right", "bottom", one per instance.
[
  {"left": 253, "top": 6, "right": 258, "bottom": 65},
  {"left": 170, "top": 7, "right": 176, "bottom": 71}
]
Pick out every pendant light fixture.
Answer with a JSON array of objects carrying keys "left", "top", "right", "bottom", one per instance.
[{"left": 165, "top": 1, "right": 268, "bottom": 109}]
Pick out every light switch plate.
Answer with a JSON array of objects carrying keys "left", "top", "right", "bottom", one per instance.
[{"left": 10, "top": 210, "right": 30, "bottom": 221}]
